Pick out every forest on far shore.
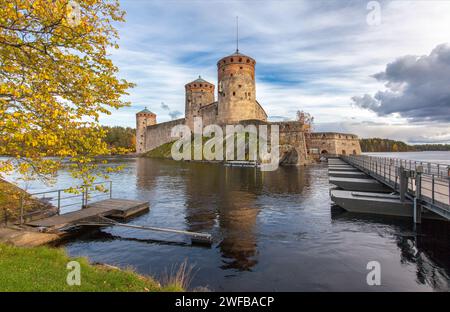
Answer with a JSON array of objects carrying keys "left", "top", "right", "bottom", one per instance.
[{"left": 360, "top": 138, "right": 450, "bottom": 153}]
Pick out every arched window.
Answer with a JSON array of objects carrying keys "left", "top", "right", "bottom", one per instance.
[{"left": 232, "top": 92, "right": 236, "bottom": 96}]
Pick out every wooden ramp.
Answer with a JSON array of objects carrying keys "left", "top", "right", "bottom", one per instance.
[{"left": 27, "top": 199, "right": 149, "bottom": 230}]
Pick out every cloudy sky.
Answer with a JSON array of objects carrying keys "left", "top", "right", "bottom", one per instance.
[{"left": 101, "top": 0, "right": 450, "bottom": 144}]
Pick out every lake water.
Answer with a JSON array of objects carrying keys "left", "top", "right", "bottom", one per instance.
[{"left": 6, "top": 152, "right": 450, "bottom": 291}]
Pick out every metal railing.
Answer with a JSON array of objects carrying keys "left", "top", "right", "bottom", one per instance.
[
  {"left": 12, "top": 181, "right": 113, "bottom": 225},
  {"left": 342, "top": 155, "right": 450, "bottom": 220}
]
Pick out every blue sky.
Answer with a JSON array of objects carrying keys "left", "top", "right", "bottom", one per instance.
[{"left": 100, "top": 0, "right": 450, "bottom": 144}]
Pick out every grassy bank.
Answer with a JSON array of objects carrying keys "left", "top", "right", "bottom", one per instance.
[
  {"left": 144, "top": 141, "right": 175, "bottom": 158},
  {"left": 0, "top": 243, "right": 183, "bottom": 291}
]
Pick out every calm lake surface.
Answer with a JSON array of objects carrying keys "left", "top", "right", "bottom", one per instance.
[{"left": 8, "top": 151, "right": 450, "bottom": 291}]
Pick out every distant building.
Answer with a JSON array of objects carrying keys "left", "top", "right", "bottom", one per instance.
[{"left": 136, "top": 49, "right": 361, "bottom": 163}]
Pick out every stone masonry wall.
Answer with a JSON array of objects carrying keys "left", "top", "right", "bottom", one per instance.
[
  {"left": 306, "top": 132, "right": 362, "bottom": 157},
  {"left": 144, "top": 118, "right": 186, "bottom": 152}
]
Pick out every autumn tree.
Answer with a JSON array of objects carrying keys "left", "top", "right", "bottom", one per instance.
[{"left": 0, "top": 0, "right": 134, "bottom": 188}]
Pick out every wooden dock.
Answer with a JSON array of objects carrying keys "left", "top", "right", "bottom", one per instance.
[{"left": 27, "top": 199, "right": 149, "bottom": 230}]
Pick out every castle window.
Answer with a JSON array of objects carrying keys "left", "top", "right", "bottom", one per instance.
[
  {"left": 194, "top": 84, "right": 197, "bottom": 87},
  {"left": 240, "top": 66, "right": 243, "bottom": 69},
  {"left": 200, "top": 84, "right": 202, "bottom": 87},
  {"left": 239, "top": 85, "right": 242, "bottom": 88},
  {"left": 233, "top": 92, "right": 236, "bottom": 96},
  {"left": 239, "top": 58, "right": 242, "bottom": 62},
  {"left": 230, "top": 58, "right": 234, "bottom": 62},
  {"left": 246, "top": 59, "right": 250, "bottom": 63},
  {"left": 231, "top": 73, "right": 233, "bottom": 77}
]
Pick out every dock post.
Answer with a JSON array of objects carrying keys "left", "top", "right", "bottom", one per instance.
[
  {"left": 414, "top": 171, "right": 422, "bottom": 224},
  {"left": 399, "top": 167, "right": 407, "bottom": 202},
  {"left": 414, "top": 198, "right": 422, "bottom": 224},
  {"left": 57, "top": 190, "right": 61, "bottom": 215},
  {"left": 19, "top": 195, "right": 24, "bottom": 225}
]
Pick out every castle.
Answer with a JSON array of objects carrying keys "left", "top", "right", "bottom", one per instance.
[{"left": 136, "top": 49, "right": 361, "bottom": 164}]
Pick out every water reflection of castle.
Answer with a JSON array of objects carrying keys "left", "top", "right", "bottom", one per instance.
[{"left": 136, "top": 158, "right": 307, "bottom": 271}]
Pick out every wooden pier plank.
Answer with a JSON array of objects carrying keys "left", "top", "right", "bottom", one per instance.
[{"left": 27, "top": 199, "right": 149, "bottom": 229}]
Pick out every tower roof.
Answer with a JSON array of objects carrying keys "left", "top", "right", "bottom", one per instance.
[
  {"left": 217, "top": 51, "right": 256, "bottom": 66},
  {"left": 137, "top": 107, "right": 155, "bottom": 115},
  {"left": 188, "top": 75, "right": 213, "bottom": 85}
]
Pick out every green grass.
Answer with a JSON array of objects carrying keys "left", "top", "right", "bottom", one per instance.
[
  {"left": 0, "top": 243, "right": 184, "bottom": 292},
  {"left": 144, "top": 140, "right": 175, "bottom": 158}
]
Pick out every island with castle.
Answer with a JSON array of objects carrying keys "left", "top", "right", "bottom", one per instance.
[{"left": 136, "top": 49, "right": 361, "bottom": 165}]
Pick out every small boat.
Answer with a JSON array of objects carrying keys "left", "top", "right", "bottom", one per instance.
[
  {"left": 328, "top": 170, "right": 368, "bottom": 179},
  {"left": 327, "top": 166, "right": 361, "bottom": 172},
  {"left": 224, "top": 161, "right": 259, "bottom": 168},
  {"left": 328, "top": 160, "right": 347, "bottom": 165},
  {"left": 330, "top": 189, "right": 445, "bottom": 220},
  {"left": 329, "top": 177, "right": 392, "bottom": 193},
  {"left": 330, "top": 189, "right": 413, "bottom": 217}
]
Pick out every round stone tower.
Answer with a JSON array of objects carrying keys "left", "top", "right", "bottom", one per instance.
[
  {"left": 185, "top": 76, "right": 215, "bottom": 129},
  {"left": 217, "top": 51, "right": 258, "bottom": 124},
  {"left": 136, "top": 107, "right": 156, "bottom": 153}
]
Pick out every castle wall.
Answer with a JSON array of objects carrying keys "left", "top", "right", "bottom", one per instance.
[
  {"left": 275, "top": 121, "right": 311, "bottom": 165},
  {"left": 255, "top": 101, "right": 268, "bottom": 121},
  {"left": 198, "top": 102, "right": 218, "bottom": 126},
  {"left": 306, "top": 132, "right": 361, "bottom": 157},
  {"left": 144, "top": 118, "right": 186, "bottom": 152}
]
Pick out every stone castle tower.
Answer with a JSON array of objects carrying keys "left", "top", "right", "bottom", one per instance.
[
  {"left": 136, "top": 107, "right": 156, "bottom": 153},
  {"left": 217, "top": 51, "right": 260, "bottom": 124},
  {"left": 185, "top": 76, "right": 215, "bottom": 129}
]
